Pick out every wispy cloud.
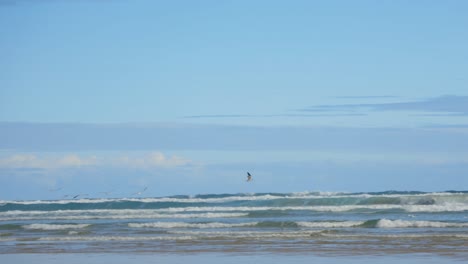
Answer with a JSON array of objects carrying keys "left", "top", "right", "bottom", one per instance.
[
  {"left": 183, "top": 113, "right": 366, "bottom": 119},
  {"left": 0, "top": 152, "right": 193, "bottom": 169},
  {"left": 0, "top": 154, "right": 97, "bottom": 169},
  {"left": 115, "top": 152, "right": 193, "bottom": 168},
  {"left": 2, "top": 122, "right": 468, "bottom": 152},
  {"left": 184, "top": 95, "right": 467, "bottom": 119},
  {"left": 300, "top": 95, "right": 468, "bottom": 115},
  {"left": 333, "top": 95, "right": 399, "bottom": 99},
  {"left": 183, "top": 114, "right": 255, "bottom": 119}
]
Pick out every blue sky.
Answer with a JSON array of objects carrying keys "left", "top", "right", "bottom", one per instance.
[{"left": 1, "top": 0, "right": 468, "bottom": 200}]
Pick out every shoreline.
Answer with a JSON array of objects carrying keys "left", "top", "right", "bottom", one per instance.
[{"left": 1, "top": 252, "right": 467, "bottom": 264}]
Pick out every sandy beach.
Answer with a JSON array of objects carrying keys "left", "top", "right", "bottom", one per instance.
[{"left": 2, "top": 253, "right": 467, "bottom": 264}]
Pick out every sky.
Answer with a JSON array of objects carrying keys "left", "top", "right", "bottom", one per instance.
[{"left": 1, "top": 0, "right": 468, "bottom": 200}]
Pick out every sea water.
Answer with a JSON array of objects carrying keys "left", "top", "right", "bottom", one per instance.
[{"left": 0, "top": 191, "right": 467, "bottom": 260}]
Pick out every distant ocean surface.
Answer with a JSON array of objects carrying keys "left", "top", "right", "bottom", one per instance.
[{"left": 1, "top": 191, "right": 467, "bottom": 259}]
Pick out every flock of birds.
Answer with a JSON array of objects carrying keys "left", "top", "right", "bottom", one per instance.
[{"left": 48, "top": 172, "right": 253, "bottom": 199}]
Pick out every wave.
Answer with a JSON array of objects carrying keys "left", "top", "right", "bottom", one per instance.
[
  {"left": 403, "top": 204, "right": 468, "bottom": 212},
  {"left": 10, "top": 219, "right": 465, "bottom": 233},
  {"left": 129, "top": 221, "right": 360, "bottom": 229},
  {"left": 37, "top": 231, "right": 317, "bottom": 241},
  {"left": 297, "top": 221, "right": 363, "bottom": 228},
  {"left": 1, "top": 203, "right": 467, "bottom": 223},
  {"left": 129, "top": 219, "right": 468, "bottom": 230},
  {"left": 150, "top": 204, "right": 468, "bottom": 213},
  {"left": 0, "top": 210, "right": 248, "bottom": 221},
  {"left": 298, "top": 219, "right": 468, "bottom": 229},
  {"left": 0, "top": 194, "right": 286, "bottom": 206},
  {"left": 22, "top": 224, "right": 90, "bottom": 230},
  {"left": 373, "top": 219, "right": 468, "bottom": 228},
  {"left": 33, "top": 230, "right": 468, "bottom": 243},
  {"left": 132, "top": 219, "right": 468, "bottom": 230},
  {"left": 2, "top": 203, "right": 467, "bottom": 222},
  {"left": 128, "top": 222, "right": 258, "bottom": 229},
  {"left": 38, "top": 235, "right": 196, "bottom": 241},
  {"left": 0, "top": 224, "right": 22, "bottom": 230},
  {"left": 1, "top": 191, "right": 466, "bottom": 207}
]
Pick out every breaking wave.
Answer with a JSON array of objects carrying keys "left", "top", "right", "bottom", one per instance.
[
  {"left": 373, "top": 219, "right": 468, "bottom": 228},
  {"left": 22, "top": 224, "right": 90, "bottom": 230},
  {"left": 1, "top": 190, "right": 467, "bottom": 255},
  {"left": 128, "top": 222, "right": 257, "bottom": 229},
  {"left": 1, "top": 191, "right": 466, "bottom": 211}
]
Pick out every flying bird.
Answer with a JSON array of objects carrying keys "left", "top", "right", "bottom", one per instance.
[
  {"left": 246, "top": 172, "right": 252, "bottom": 182},
  {"left": 70, "top": 194, "right": 88, "bottom": 199},
  {"left": 133, "top": 186, "right": 148, "bottom": 196}
]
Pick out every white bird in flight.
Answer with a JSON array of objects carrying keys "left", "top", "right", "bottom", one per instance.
[
  {"left": 133, "top": 186, "right": 148, "bottom": 196},
  {"left": 246, "top": 172, "right": 252, "bottom": 182}
]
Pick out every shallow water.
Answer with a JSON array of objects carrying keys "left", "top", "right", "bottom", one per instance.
[
  {"left": 1, "top": 191, "right": 467, "bottom": 260},
  {"left": 2, "top": 253, "right": 467, "bottom": 264}
]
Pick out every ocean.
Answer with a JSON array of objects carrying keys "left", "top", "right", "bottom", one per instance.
[{"left": 1, "top": 191, "right": 467, "bottom": 260}]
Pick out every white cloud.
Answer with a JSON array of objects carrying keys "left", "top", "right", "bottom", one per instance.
[
  {"left": 0, "top": 152, "right": 193, "bottom": 169},
  {"left": 57, "top": 154, "right": 98, "bottom": 167},
  {"left": 117, "top": 152, "right": 192, "bottom": 168},
  {"left": 0, "top": 154, "right": 97, "bottom": 169}
]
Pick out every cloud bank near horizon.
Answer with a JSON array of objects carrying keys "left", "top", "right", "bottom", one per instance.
[
  {"left": 300, "top": 95, "right": 468, "bottom": 115},
  {"left": 182, "top": 95, "right": 468, "bottom": 120},
  {"left": 0, "top": 152, "right": 193, "bottom": 170},
  {"left": 1, "top": 122, "right": 467, "bottom": 153}
]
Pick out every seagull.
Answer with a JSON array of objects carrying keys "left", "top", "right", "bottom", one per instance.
[
  {"left": 133, "top": 186, "right": 148, "bottom": 196},
  {"left": 246, "top": 172, "right": 252, "bottom": 182},
  {"left": 72, "top": 194, "right": 88, "bottom": 199}
]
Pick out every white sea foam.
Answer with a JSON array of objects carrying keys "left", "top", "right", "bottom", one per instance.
[
  {"left": 404, "top": 203, "right": 468, "bottom": 212},
  {"left": 38, "top": 235, "right": 194, "bottom": 241},
  {"left": 128, "top": 222, "right": 258, "bottom": 229},
  {"left": 2, "top": 191, "right": 467, "bottom": 255},
  {"left": 0, "top": 210, "right": 248, "bottom": 221},
  {"left": 1, "top": 209, "right": 247, "bottom": 216},
  {"left": 376, "top": 219, "right": 468, "bottom": 228},
  {"left": 34, "top": 231, "right": 468, "bottom": 242},
  {"left": 163, "top": 230, "right": 336, "bottom": 240},
  {"left": 2, "top": 203, "right": 467, "bottom": 223},
  {"left": 151, "top": 205, "right": 398, "bottom": 213},
  {"left": 38, "top": 231, "right": 316, "bottom": 242},
  {"left": 15, "top": 227, "right": 468, "bottom": 244},
  {"left": 0, "top": 198, "right": 116, "bottom": 205},
  {"left": 297, "top": 221, "right": 364, "bottom": 228},
  {"left": 0, "top": 194, "right": 284, "bottom": 205},
  {"left": 320, "top": 232, "right": 468, "bottom": 240},
  {"left": 0, "top": 194, "right": 285, "bottom": 205},
  {"left": 160, "top": 203, "right": 468, "bottom": 213},
  {"left": 129, "top": 195, "right": 283, "bottom": 203},
  {"left": 22, "top": 224, "right": 90, "bottom": 230},
  {"left": 1, "top": 191, "right": 466, "bottom": 205}
]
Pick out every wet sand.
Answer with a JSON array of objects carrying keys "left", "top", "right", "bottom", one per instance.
[{"left": 1, "top": 252, "right": 466, "bottom": 264}]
